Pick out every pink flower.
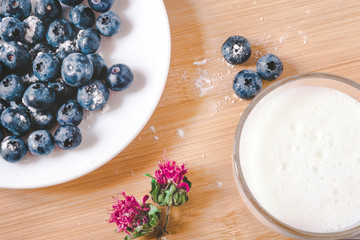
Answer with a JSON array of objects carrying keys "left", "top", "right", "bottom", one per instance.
[
  {"left": 154, "top": 155, "right": 190, "bottom": 192},
  {"left": 109, "top": 192, "right": 150, "bottom": 237}
]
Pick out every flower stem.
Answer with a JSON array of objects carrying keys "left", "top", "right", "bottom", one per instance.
[{"left": 157, "top": 206, "right": 170, "bottom": 240}]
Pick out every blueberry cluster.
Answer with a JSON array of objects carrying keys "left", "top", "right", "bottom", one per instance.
[
  {"left": 0, "top": 0, "right": 134, "bottom": 163},
  {"left": 221, "top": 35, "right": 283, "bottom": 99}
]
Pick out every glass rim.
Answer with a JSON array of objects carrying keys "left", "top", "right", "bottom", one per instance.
[{"left": 233, "top": 72, "right": 360, "bottom": 239}]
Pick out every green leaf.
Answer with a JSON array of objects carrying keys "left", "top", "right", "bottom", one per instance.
[
  {"left": 146, "top": 174, "right": 161, "bottom": 203},
  {"left": 124, "top": 231, "right": 146, "bottom": 240},
  {"left": 173, "top": 191, "right": 188, "bottom": 206},
  {"left": 148, "top": 204, "right": 161, "bottom": 227},
  {"left": 149, "top": 204, "right": 161, "bottom": 216},
  {"left": 157, "top": 192, "right": 166, "bottom": 206},
  {"left": 183, "top": 176, "right": 192, "bottom": 189},
  {"left": 164, "top": 183, "right": 177, "bottom": 206}
]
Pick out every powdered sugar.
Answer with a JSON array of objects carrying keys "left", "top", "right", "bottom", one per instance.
[
  {"left": 23, "top": 16, "right": 39, "bottom": 44},
  {"left": 56, "top": 40, "right": 76, "bottom": 54},
  {"left": 193, "top": 59, "right": 207, "bottom": 66},
  {"left": 193, "top": 68, "right": 214, "bottom": 98},
  {"left": 176, "top": 128, "right": 184, "bottom": 138}
]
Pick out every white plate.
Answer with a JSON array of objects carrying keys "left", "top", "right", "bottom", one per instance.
[{"left": 0, "top": 0, "right": 171, "bottom": 189}]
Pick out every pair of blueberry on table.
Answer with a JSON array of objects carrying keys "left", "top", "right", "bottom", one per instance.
[
  {"left": 0, "top": 0, "right": 134, "bottom": 163},
  {"left": 222, "top": 35, "right": 284, "bottom": 99}
]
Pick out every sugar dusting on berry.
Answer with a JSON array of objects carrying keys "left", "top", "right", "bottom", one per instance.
[
  {"left": 90, "top": 88, "right": 105, "bottom": 110},
  {"left": 56, "top": 40, "right": 76, "bottom": 53},
  {"left": 24, "top": 16, "right": 39, "bottom": 44}
]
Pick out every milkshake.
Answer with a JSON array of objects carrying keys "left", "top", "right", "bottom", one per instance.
[{"left": 234, "top": 73, "right": 360, "bottom": 237}]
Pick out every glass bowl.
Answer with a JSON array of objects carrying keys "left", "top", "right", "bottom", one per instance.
[{"left": 233, "top": 72, "right": 360, "bottom": 239}]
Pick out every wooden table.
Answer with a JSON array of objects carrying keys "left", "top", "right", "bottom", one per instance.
[{"left": 1, "top": 0, "right": 360, "bottom": 239}]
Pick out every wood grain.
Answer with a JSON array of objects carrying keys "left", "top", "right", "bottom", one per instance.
[{"left": 1, "top": 0, "right": 360, "bottom": 239}]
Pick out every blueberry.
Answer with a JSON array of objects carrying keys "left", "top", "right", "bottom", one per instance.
[
  {"left": 33, "top": 52, "right": 61, "bottom": 81},
  {"left": 233, "top": 70, "right": 262, "bottom": 99},
  {"left": 35, "top": 0, "right": 62, "bottom": 25},
  {"left": 48, "top": 78, "right": 76, "bottom": 105},
  {"left": 0, "top": 0, "right": 31, "bottom": 21},
  {"left": 29, "top": 42, "right": 53, "bottom": 61},
  {"left": 87, "top": 53, "right": 107, "bottom": 79},
  {"left": 76, "top": 28, "right": 101, "bottom": 55},
  {"left": 27, "top": 130, "right": 55, "bottom": 156},
  {"left": 0, "top": 74, "right": 24, "bottom": 102},
  {"left": 0, "top": 99, "right": 10, "bottom": 115},
  {"left": 57, "top": 100, "right": 83, "bottom": 126},
  {"left": 222, "top": 35, "right": 251, "bottom": 65},
  {"left": 23, "top": 16, "right": 46, "bottom": 45},
  {"left": 88, "top": 0, "right": 114, "bottom": 13},
  {"left": 105, "top": 64, "right": 133, "bottom": 91},
  {"left": 70, "top": 4, "right": 95, "bottom": 29},
  {"left": 54, "top": 124, "right": 82, "bottom": 150},
  {"left": 55, "top": 40, "right": 77, "bottom": 61},
  {"left": 17, "top": 102, "right": 30, "bottom": 114},
  {"left": 1, "top": 106, "right": 31, "bottom": 136},
  {"left": 22, "top": 83, "right": 56, "bottom": 109},
  {"left": 0, "top": 136, "right": 27, "bottom": 162},
  {"left": 96, "top": 11, "right": 121, "bottom": 37},
  {"left": 28, "top": 107, "right": 56, "bottom": 130},
  {"left": 0, "top": 41, "right": 31, "bottom": 73},
  {"left": 256, "top": 54, "right": 283, "bottom": 81},
  {"left": 77, "top": 80, "right": 109, "bottom": 111},
  {"left": 0, "top": 17, "right": 24, "bottom": 42},
  {"left": 58, "top": 0, "right": 82, "bottom": 6},
  {"left": 46, "top": 19, "right": 76, "bottom": 48},
  {"left": 61, "top": 53, "right": 93, "bottom": 87}
]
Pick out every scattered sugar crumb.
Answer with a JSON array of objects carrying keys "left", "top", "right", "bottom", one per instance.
[
  {"left": 176, "top": 128, "right": 185, "bottom": 138},
  {"left": 150, "top": 126, "right": 155, "bottom": 133},
  {"left": 231, "top": 99, "right": 236, "bottom": 104},
  {"left": 193, "top": 59, "right": 207, "bottom": 66},
  {"left": 298, "top": 30, "right": 304, "bottom": 36},
  {"left": 201, "top": 154, "right": 205, "bottom": 158},
  {"left": 194, "top": 74, "right": 213, "bottom": 97},
  {"left": 153, "top": 136, "right": 159, "bottom": 140},
  {"left": 161, "top": 237, "right": 167, "bottom": 240},
  {"left": 303, "top": 35, "right": 308, "bottom": 44},
  {"left": 138, "top": 137, "right": 141, "bottom": 140},
  {"left": 306, "top": 9, "right": 311, "bottom": 14},
  {"left": 279, "top": 36, "right": 286, "bottom": 44},
  {"left": 213, "top": 102, "right": 220, "bottom": 113},
  {"left": 130, "top": 171, "right": 135, "bottom": 176},
  {"left": 217, "top": 181, "right": 223, "bottom": 188},
  {"left": 225, "top": 95, "right": 231, "bottom": 101},
  {"left": 260, "top": 17, "right": 264, "bottom": 21}
]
